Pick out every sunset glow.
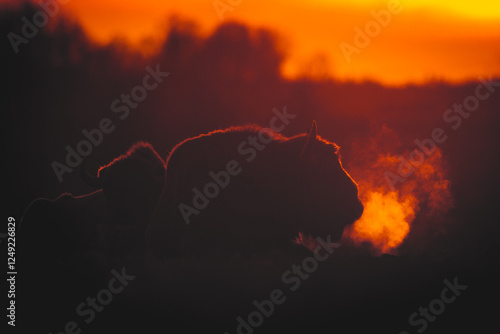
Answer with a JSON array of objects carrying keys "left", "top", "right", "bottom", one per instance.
[{"left": 37, "top": 0, "right": 500, "bottom": 85}]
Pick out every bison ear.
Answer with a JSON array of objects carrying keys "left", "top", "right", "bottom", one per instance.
[{"left": 300, "top": 120, "right": 318, "bottom": 159}]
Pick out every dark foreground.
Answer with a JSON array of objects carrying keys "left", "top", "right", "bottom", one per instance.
[{"left": 16, "top": 236, "right": 499, "bottom": 334}]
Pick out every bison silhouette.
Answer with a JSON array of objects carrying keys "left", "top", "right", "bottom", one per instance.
[
  {"left": 147, "top": 121, "right": 364, "bottom": 259},
  {"left": 20, "top": 142, "right": 165, "bottom": 266}
]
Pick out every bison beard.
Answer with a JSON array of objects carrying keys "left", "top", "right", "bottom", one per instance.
[{"left": 147, "top": 122, "right": 364, "bottom": 259}]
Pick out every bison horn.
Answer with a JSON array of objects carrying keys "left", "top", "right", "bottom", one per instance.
[
  {"left": 300, "top": 120, "right": 318, "bottom": 158},
  {"left": 80, "top": 161, "right": 102, "bottom": 189}
]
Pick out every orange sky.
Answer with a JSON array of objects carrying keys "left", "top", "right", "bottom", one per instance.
[{"left": 7, "top": 0, "right": 500, "bottom": 85}]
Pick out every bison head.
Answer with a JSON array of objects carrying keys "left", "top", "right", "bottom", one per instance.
[{"left": 287, "top": 121, "right": 364, "bottom": 243}]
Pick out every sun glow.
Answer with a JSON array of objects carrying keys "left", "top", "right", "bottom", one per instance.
[{"left": 42, "top": 0, "right": 500, "bottom": 86}]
